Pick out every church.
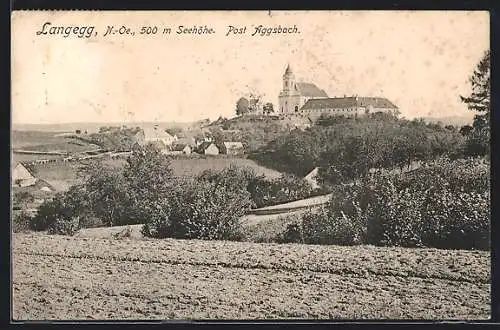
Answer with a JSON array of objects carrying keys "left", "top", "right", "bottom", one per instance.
[{"left": 278, "top": 64, "right": 399, "bottom": 117}]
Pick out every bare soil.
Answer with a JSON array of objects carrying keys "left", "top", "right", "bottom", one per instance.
[{"left": 12, "top": 233, "right": 490, "bottom": 320}]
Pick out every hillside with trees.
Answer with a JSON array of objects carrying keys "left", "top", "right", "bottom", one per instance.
[{"left": 250, "top": 113, "right": 468, "bottom": 182}]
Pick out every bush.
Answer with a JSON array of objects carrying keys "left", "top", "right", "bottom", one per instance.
[
  {"left": 143, "top": 180, "right": 252, "bottom": 241},
  {"left": 12, "top": 211, "right": 32, "bottom": 233},
  {"left": 47, "top": 216, "right": 80, "bottom": 236},
  {"left": 197, "top": 165, "right": 321, "bottom": 209},
  {"left": 281, "top": 157, "right": 490, "bottom": 250},
  {"left": 420, "top": 189, "right": 490, "bottom": 250},
  {"left": 13, "top": 191, "right": 35, "bottom": 209},
  {"left": 248, "top": 175, "right": 316, "bottom": 208},
  {"left": 281, "top": 206, "right": 365, "bottom": 246},
  {"left": 140, "top": 198, "right": 174, "bottom": 238},
  {"left": 244, "top": 213, "right": 303, "bottom": 243}
]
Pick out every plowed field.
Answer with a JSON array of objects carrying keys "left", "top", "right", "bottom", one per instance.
[{"left": 12, "top": 233, "right": 490, "bottom": 320}]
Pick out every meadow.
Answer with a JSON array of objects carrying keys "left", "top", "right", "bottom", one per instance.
[
  {"left": 12, "top": 130, "right": 100, "bottom": 153},
  {"left": 12, "top": 232, "right": 490, "bottom": 320}
]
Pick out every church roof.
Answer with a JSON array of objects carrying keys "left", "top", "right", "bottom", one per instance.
[
  {"left": 301, "top": 97, "right": 398, "bottom": 110},
  {"left": 296, "top": 83, "right": 329, "bottom": 98}
]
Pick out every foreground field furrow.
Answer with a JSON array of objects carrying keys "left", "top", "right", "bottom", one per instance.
[
  {"left": 13, "top": 234, "right": 490, "bottom": 284},
  {"left": 12, "top": 250, "right": 488, "bottom": 285},
  {"left": 13, "top": 253, "right": 490, "bottom": 320}
]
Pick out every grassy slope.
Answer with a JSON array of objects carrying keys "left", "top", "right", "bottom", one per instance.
[
  {"left": 12, "top": 131, "right": 69, "bottom": 149},
  {"left": 12, "top": 233, "right": 490, "bottom": 320},
  {"left": 12, "top": 131, "right": 99, "bottom": 152}
]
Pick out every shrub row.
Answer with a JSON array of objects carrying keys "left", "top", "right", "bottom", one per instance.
[
  {"left": 281, "top": 157, "right": 490, "bottom": 250},
  {"left": 27, "top": 146, "right": 325, "bottom": 240}
]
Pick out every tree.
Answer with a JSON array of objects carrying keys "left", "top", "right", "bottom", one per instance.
[
  {"left": 460, "top": 50, "right": 490, "bottom": 129},
  {"left": 263, "top": 102, "right": 274, "bottom": 115},
  {"left": 80, "top": 162, "right": 133, "bottom": 226},
  {"left": 123, "top": 144, "right": 174, "bottom": 203},
  {"left": 236, "top": 97, "right": 250, "bottom": 116},
  {"left": 165, "top": 127, "right": 183, "bottom": 137},
  {"left": 248, "top": 92, "right": 264, "bottom": 113},
  {"left": 460, "top": 125, "right": 474, "bottom": 137},
  {"left": 459, "top": 49, "right": 490, "bottom": 157}
]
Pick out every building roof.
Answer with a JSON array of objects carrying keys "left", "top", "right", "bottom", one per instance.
[
  {"left": 301, "top": 97, "right": 398, "bottom": 110},
  {"left": 171, "top": 143, "right": 190, "bottom": 151},
  {"left": 12, "top": 163, "right": 35, "bottom": 181},
  {"left": 223, "top": 142, "right": 244, "bottom": 149},
  {"left": 35, "top": 178, "right": 56, "bottom": 192},
  {"left": 296, "top": 83, "right": 329, "bottom": 98},
  {"left": 197, "top": 142, "right": 218, "bottom": 152},
  {"left": 304, "top": 167, "right": 319, "bottom": 180},
  {"left": 143, "top": 125, "right": 176, "bottom": 141},
  {"left": 303, "top": 167, "right": 320, "bottom": 188}
]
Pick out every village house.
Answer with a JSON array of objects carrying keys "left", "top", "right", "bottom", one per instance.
[
  {"left": 12, "top": 162, "right": 56, "bottom": 198},
  {"left": 139, "top": 125, "right": 178, "bottom": 146},
  {"left": 303, "top": 167, "right": 321, "bottom": 189},
  {"left": 221, "top": 142, "right": 245, "bottom": 155},
  {"left": 196, "top": 142, "right": 219, "bottom": 155},
  {"left": 168, "top": 143, "right": 192, "bottom": 155},
  {"left": 12, "top": 163, "right": 37, "bottom": 187}
]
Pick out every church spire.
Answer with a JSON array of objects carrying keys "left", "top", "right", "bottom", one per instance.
[{"left": 285, "top": 63, "right": 293, "bottom": 75}]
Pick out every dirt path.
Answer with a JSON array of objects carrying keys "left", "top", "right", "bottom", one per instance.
[{"left": 12, "top": 233, "right": 490, "bottom": 320}]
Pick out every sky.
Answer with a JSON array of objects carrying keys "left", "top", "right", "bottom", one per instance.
[{"left": 12, "top": 10, "right": 489, "bottom": 124}]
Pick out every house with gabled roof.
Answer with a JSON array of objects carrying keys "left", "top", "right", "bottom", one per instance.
[
  {"left": 196, "top": 142, "right": 219, "bottom": 155},
  {"left": 168, "top": 143, "right": 192, "bottom": 155},
  {"left": 303, "top": 167, "right": 320, "bottom": 189},
  {"left": 12, "top": 163, "right": 37, "bottom": 188},
  {"left": 140, "top": 125, "right": 178, "bottom": 146}
]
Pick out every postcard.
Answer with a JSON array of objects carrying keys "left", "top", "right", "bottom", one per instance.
[{"left": 11, "top": 10, "right": 490, "bottom": 321}]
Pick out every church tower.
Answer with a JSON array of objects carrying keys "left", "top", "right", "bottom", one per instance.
[
  {"left": 278, "top": 64, "right": 301, "bottom": 113},
  {"left": 283, "top": 64, "right": 295, "bottom": 92}
]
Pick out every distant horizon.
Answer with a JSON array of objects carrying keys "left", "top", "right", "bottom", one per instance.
[
  {"left": 11, "top": 103, "right": 477, "bottom": 126},
  {"left": 11, "top": 112, "right": 475, "bottom": 128}
]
